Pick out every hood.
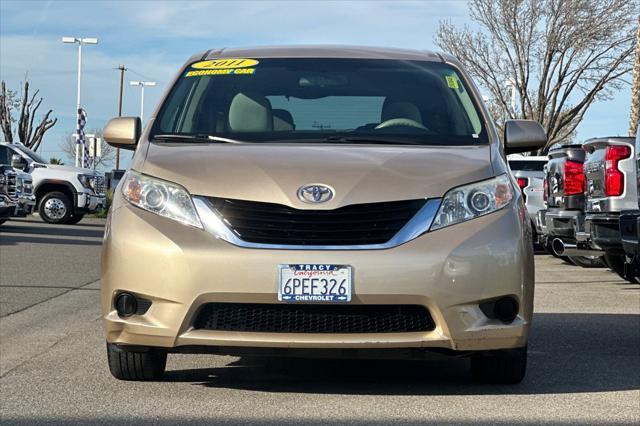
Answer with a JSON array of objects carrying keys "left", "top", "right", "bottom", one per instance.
[
  {"left": 140, "top": 143, "right": 494, "bottom": 208},
  {"left": 45, "top": 164, "right": 103, "bottom": 176},
  {"left": 13, "top": 169, "right": 31, "bottom": 180}
]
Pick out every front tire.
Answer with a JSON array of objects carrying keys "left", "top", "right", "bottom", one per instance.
[
  {"left": 107, "top": 342, "right": 167, "bottom": 381},
  {"left": 65, "top": 213, "right": 85, "bottom": 225},
  {"left": 38, "top": 191, "right": 72, "bottom": 224},
  {"left": 471, "top": 346, "right": 527, "bottom": 384}
]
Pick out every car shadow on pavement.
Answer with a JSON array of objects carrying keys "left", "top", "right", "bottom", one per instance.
[
  {"left": 0, "top": 222, "right": 104, "bottom": 239},
  {"left": 0, "top": 418, "right": 577, "bottom": 425},
  {"left": 163, "top": 313, "right": 640, "bottom": 395},
  {"left": 0, "top": 235, "right": 102, "bottom": 246}
]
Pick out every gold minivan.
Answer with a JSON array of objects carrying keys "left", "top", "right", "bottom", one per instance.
[{"left": 102, "top": 46, "right": 546, "bottom": 383}]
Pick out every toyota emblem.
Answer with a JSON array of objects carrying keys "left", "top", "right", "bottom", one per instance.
[{"left": 297, "top": 184, "right": 334, "bottom": 204}]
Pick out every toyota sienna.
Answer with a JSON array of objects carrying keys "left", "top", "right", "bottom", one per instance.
[{"left": 101, "top": 46, "right": 546, "bottom": 383}]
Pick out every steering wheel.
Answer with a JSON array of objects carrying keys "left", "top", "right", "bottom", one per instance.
[{"left": 374, "top": 118, "right": 429, "bottom": 131}]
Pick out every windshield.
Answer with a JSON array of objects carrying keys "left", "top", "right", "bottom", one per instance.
[
  {"left": 15, "top": 145, "right": 47, "bottom": 164},
  {"left": 152, "top": 58, "right": 487, "bottom": 145}
]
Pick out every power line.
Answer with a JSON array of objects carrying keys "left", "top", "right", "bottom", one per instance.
[{"left": 128, "top": 68, "right": 158, "bottom": 83}]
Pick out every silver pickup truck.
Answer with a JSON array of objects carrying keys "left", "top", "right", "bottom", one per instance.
[
  {"left": 619, "top": 129, "right": 639, "bottom": 279},
  {"left": 583, "top": 136, "right": 638, "bottom": 282},
  {"left": 543, "top": 144, "right": 605, "bottom": 267},
  {"left": 0, "top": 166, "right": 18, "bottom": 225}
]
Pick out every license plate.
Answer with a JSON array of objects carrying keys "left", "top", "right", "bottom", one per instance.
[{"left": 278, "top": 264, "right": 352, "bottom": 302}]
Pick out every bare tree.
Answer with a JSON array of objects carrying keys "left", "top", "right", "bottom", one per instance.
[
  {"left": 60, "top": 129, "right": 115, "bottom": 169},
  {"left": 0, "top": 80, "right": 57, "bottom": 149},
  {"left": 630, "top": 16, "right": 640, "bottom": 136},
  {"left": 0, "top": 82, "right": 19, "bottom": 142},
  {"left": 436, "top": 0, "right": 638, "bottom": 151}
]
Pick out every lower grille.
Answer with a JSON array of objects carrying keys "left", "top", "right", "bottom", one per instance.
[{"left": 193, "top": 303, "right": 435, "bottom": 334}]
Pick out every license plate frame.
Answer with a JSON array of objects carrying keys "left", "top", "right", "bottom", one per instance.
[{"left": 277, "top": 264, "right": 352, "bottom": 303}]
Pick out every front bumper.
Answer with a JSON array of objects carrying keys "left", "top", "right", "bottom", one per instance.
[
  {"left": 102, "top": 201, "right": 534, "bottom": 354},
  {"left": 0, "top": 196, "right": 17, "bottom": 219},
  {"left": 13, "top": 194, "right": 36, "bottom": 217},
  {"left": 76, "top": 192, "right": 106, "bottom": 213}
]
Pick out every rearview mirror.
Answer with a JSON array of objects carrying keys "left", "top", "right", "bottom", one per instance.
[
  {"left": 10, "top": 154, "right": 28, "bottom": 171},
  {"left": 504, "top": 120, "right": 547, "bottom": 154},
  {"left": 103, "top": 117, "right": 141, "bottom": 150}
]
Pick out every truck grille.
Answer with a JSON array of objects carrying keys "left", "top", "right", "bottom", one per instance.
[
  {"left": 208, "top": 197, "right": 426, "bottom": 246},
  {"left": 6, "top": 172, "right": 17, "bottom": 198},
  {"left": 91, "top": 176, "right": 106, "bottom": 195},
  {"left": 193, "top": 303, "right": 435, "bottom": 334}
]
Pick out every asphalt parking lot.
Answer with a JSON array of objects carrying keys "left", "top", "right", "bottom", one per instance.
[{"left": 1, "top": 217, "right": 639, "bottom": 425}]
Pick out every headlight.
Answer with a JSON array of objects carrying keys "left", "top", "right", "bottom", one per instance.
[
  {"left": 77, "top": 174, "right": 92, "bottom": 189},
  {"left": 122, "top": 171, "right": 202, "bottom": 229},
  {"left": 430, "top": 174, "right": 514, "bottom": 230}
]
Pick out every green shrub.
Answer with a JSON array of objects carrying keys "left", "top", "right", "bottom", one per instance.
[{"left": 88, "top": 189, "right": 113, "bottom": 218}]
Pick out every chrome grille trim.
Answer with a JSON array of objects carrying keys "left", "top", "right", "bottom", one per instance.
[
  {"left": 193, "top": 196, "right": 441, "bottom": 250},
  {"left": 6, "top": 172, "right": 17, "bottom": 198},
  {"left": 91, "top": 176, "right": 106, "bottom": 195}
]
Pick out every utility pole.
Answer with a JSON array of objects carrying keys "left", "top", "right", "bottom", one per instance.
[{"left": 115, "top": 65, "right": 127, "bottom": 170}]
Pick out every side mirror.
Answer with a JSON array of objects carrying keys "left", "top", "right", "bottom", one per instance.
[
  {"left": 10, "top": 154, "right": 28, "bottom": 171},
  {"left": 103, "top": 117, "right": 141, "bottom": 150},
  {"left": 504, "top": 120, "right": 547, "bottom": 154}
]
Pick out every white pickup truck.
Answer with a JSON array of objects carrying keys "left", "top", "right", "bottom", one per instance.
[{"left": 0, "top": 142, "right": 106, "bottom": 224}]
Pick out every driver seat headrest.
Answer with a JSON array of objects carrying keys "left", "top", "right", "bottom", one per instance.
[
  {"left": 228, "top": 92, "right": 273, "bottom": 132},
  {"left": 381, "top": 100, "right": 422, "bottom": 124},
  {"left": 272, "top": 109, "right": 295, "bottom": 131}
]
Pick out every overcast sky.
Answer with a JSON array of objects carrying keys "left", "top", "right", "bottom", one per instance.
[{"left": 0, "top": 0, "right": 633, "bottom": 169}]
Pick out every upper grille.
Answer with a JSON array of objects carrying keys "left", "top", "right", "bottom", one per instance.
[
  {"left": 208, "top": 197, "right": 426, "bottom": 246},
  {"left": 193, "top": 303, "right": 435, "bottom": 334}
]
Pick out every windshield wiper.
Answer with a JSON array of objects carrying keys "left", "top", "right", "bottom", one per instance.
[
  {"left": 152, "top": 134, "right": 247, "bottom": 144},
  {"left": 320, "top": 136, "right": 427, "bottom": 145}
]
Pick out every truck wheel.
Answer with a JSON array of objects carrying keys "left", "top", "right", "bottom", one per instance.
[
  {"left": 604, "top": 253, "right": 636, "bottom": 283},
  {"left": 65, "top": 213, "right": 85, "bottom": 225},
  {"left": 471, "top": 346, "right": 527, "bottom": 384},
  {"left": 568, "top": 256, "right": 606, "bottom": 268},
  {"left": 38, "top": 192, "right": 72, "bottom": 224},
  {"left": 107, "top": 342, "right": 166, "bottom": 381}
]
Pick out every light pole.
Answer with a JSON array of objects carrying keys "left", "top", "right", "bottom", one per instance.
[
  {"left": 62, "top": 36, "right": 98, "bottom": 167},
  {"left": 129, "top": 81, "right": 156, "bottom": 125},
  {"left": 504, "top": 78, "right": 517, "bottom": 118}
]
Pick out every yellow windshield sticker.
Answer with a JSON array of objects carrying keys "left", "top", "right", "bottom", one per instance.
[
  {"left": 187, "top": 58, "right": 258, "bottom": 77},
  {"left": 191, "top": 58, "right": 259, "bottom": 69},
  {"left": 445, "top": 75, "right": 459, "bottom": 89},
  {"left": 186, "top": 68, "right": 256, "bottom": 77}
]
